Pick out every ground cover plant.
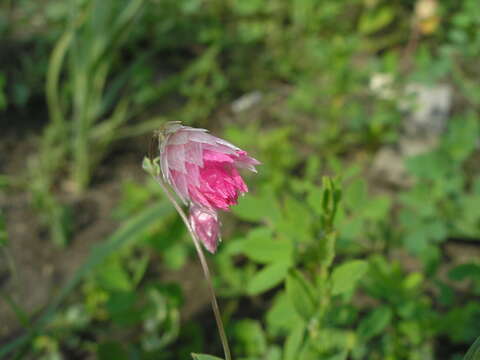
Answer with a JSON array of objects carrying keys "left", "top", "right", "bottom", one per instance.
[{"left": 1, "top": 0, "right": 480, "bottom": 359}]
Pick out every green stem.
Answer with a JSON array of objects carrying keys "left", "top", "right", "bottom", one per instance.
[{"left": 154, "top": 176, "right": 232, "bottom": 360}]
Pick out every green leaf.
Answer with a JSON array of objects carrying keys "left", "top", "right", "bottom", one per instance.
[
  {"left": 297, "top": 337, "right": 319, "bottom": 360},
  {"left": 358, "top": 306, "right": 392, "bottom": 340},
  {"left": 307, "top": 186, "right": 324, "bottom": 217},
  {"left": 162, "top": 242, "right": 188, "bottom": 270},
  {"left": 337, "top": 215, "right": 363, "bottom": 242},
  {"left": 233, "top": 190, "right": 281, "bottom": 224},
  {"left": 265, "top": 346, "right": 282, "bottom": 360},
  {"left": 403, "top": 229, "right": 429, "bottom": 254},
  {"left": 406, "top": 150, "right": 450, "bottom": 180},
  {"left": 241, "top": 227, "right": 293, "bottom": 264},
  {"left": 331, "top": 260, "right": 368, "bottom": 296},
  {"left": 247, "top": 262, "right": 290, "bottom": 295},
  {"left": 449, "top": 263, "right": 480, "bottom": 281},
  {"left": 363, "top": 195, "right": 391, "bottom": 220},
  {"left": 97, "top": 341, "right": 128, "bottom": 360},
  {"left": 97, "top": 258, "right": 132, "bottom": 291},
  {"left": 444, "top": 114, "right": 479, "bottom": 162},
  {"left": 464, "top": 336, "right": 480, "bottom": 360},
  {"left": 114, "top": 180, "right": 155, "bottom": 219},
  {"left": 106, "top": 291, "right": 140, "bottom": 325},
  {"left": 131, "top": 254, "right": 149, "bottom": 285},
  {"left": 359, "top": 6, "right": 395, "bottom": 35},
  {"left": 284, "top": 322, "right": 306, "bottom": 360},
  {"left": 343, "top": 179, "right": 367, "bottom": 210},
  {"left": 233, "top": 319, "right": 267, "bottom": 356},
  {"left": 459, "top": 195, "right": 480, "bottom": 232},
  {"left": 283, "top": 195, "right": 312, "bottom": 231},
  {"left": 266, "top": 294, "right": 301, "bottom": 335},
  {"left": 191, "top": 354, "right": 224, "bottom": 360},
  {"left": 286, "top": 270, "right": 317, "bottom": 321},
  {"left": 403, "top": 272, "right": 423, "bottom": 291}
]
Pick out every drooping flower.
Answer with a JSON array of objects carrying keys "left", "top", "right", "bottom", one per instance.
[
  {"left": 159, "top": 122, "right": 259, "bottom": 210},
  {"left": 158, "top": 122, "right": 259, "bottom": 252}
]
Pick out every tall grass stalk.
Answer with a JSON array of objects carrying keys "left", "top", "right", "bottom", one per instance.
[
  {"left": 44, "top": 0, "right": 145, "bottom": 192},
  {"left": 32, "top": 0, "right": 148, "bottom": 245}
]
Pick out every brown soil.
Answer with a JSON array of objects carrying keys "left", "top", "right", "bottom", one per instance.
[{"left": 0, "top": 117, "right": 210, "bottom": 343}]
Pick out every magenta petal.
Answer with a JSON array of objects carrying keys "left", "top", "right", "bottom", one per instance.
[
  {"left": 202, "top": 149, "right": 235, "bottom": 163},
  {"left": 235, "top": 151, "right": 260, "bottom": 171},
  {"left": 188, "top": 184, "right": 214, "bottom": 209},
  {"left": 203, "top": 191, "right": 231, "bottom": 210},
  {"left": 231, "top": 167, "right": 248, "bottom": 193}
]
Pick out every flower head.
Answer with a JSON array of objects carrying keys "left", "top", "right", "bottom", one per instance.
[
  {"left": 159, "top": 122, "right": 259, "bottom": 210},
  {"left": 158, "top": 122, "right": 259, "bottom": 252}
]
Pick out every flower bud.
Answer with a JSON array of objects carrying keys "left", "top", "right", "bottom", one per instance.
[{"left": 189, "top": 205, "right": 220, "bottom": 253}]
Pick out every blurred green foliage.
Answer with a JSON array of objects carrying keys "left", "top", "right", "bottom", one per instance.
[{"left": 2, "top": 0, "right": 480, "bottom": 359}]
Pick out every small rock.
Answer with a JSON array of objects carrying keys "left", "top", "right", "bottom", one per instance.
[
  {"left": 399, "top": 136, "right": 440, "bottom": 157},
  {"left": 402, "top": 83, "right": 452, "bottom": 138},
  {"left": 371, "top": 83, "right": 452, "bottom": 186},
  {"left": 231, "top": 91, "right": 263, "bottom": 113},
  {"left": 371, "top": 147, "right": 413, "bottom": 187},
  {"left": 369, "top": 73, "right": 395, "bottom": 100}
]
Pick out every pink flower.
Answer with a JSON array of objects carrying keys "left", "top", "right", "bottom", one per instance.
[
  {"left": 189, "top": 205, "right": 221, "bottom": 253},
  {"left": 159, "top": 122, "right": 259, "bottom": 252},
  {"left": 160, "top": 122, "right": 259, "bottom": 210}
]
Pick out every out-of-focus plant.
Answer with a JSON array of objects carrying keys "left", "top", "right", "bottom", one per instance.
[
  {"left": 218, "top": 118, "right": 480, "bottom": 360},
  {"left": 43, "top": 0, "right": 145, "bottom": 192},
  {"left": 2, "top": 0, "right": 480, "bottom": 358},
  {"left": 29, "top": 0, "right": 148, "bottom": 245},
  {"left": 399, "top": 115, "right": 480, "bottom": 261},
  {"left": 463, "top": 336, "right": 480, "bottom": 360},
  {"left": 217, "top": 177, "right": 353, "bottom": 360},
  {"left": 0, "top": 198, "right": 175, "bottom": 359}
]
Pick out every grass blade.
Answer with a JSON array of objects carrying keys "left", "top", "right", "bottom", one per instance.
[{"left": 464, "top": 336, "right": 480, "bottom": 360}]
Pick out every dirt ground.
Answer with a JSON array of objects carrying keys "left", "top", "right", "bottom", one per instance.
[{"left": 0, "top": 115, "right": 210, "bottom": 343}]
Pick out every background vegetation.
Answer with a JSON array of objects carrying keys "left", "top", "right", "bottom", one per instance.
[{"left": 1, "top": 0, "right": 480, "bottom": 359}]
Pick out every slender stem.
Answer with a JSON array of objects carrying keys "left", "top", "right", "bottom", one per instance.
[{"left": 155, "top": 175, "right": 232, "bottom": 360}]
